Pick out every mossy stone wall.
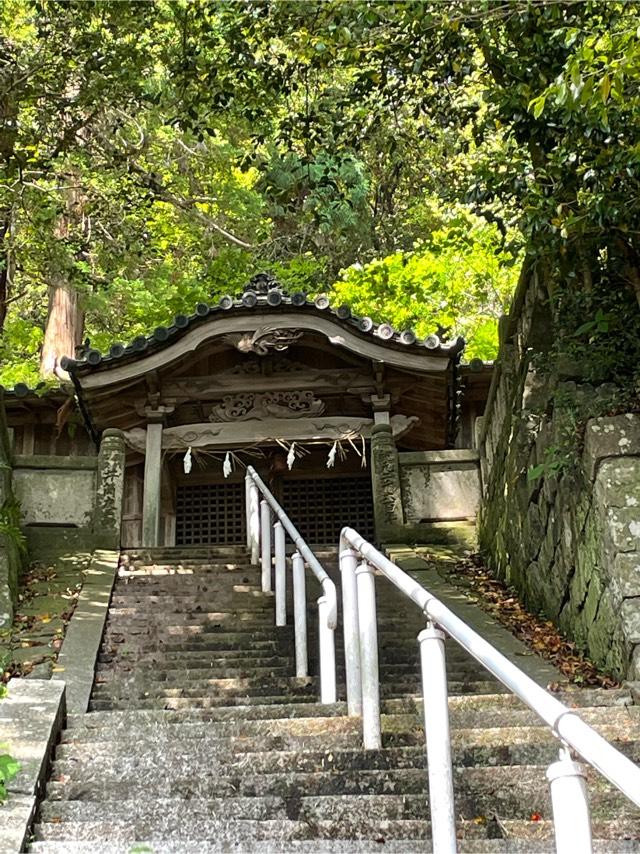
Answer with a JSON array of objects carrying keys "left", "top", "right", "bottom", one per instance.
[{"left": 477, "top": 271, "right": 640, "bottom": 679}]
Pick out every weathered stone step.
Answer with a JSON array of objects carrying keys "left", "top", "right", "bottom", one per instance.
[
  {"left": 103, "top": 631, "right": 292, "bottom": 657},
  {"left": 92, "top": 659, "right": 480, "bottom": 679},
  {"left": 94, "top": 664, "right": 297, "bottom": 681},
  {"left": 119, "top": 566, "right": 259, "bottom": 577},
  {"left": 104, "top": 623, "right": 294, "bottom": 638},
  {"left": 67, "top": 701, "right": 348, "bottom": 729},
  {"left": 105, "top": 613, "right": 278, "bottom": 627},
  {"left": 88, "top": 680, "right": 504, "bottom": 705},
  {"left": 62, "top": 705, "right": 638, "bottom": 744},
  {"left": 54, "top": 723, "right": 640, "bottom": 769},
  {"left": 62, "top": 715, "right": 362, "bottom": 744},
  {"left": 88, "top": 693, "right": 326, "bottom": 711},
  {"left": 92, "top": 673, "right": 314, "bottom": 692},
  {"left": 24, "top": 832, "right": 640, "bottom": 854},
  {"left": 96, "top": 653, "right": 293, "bottom": 669},
  {"left": 38, "top": 796, "right": 288, "bottom": 824},
  {"left": 45, "top": 765, "right": 635, "bottom": 821},
  {"left": 382, "top": 687, "right": 633, "bottom": 712},
  {"left": 109, "top": 596, "right": 274, "bottom": 617},
  {"left": 37, "top": 791, "right": 633, "bottom": 834},
  {"left": 69, "top": 689, "right": 629, "bottom": 731}
]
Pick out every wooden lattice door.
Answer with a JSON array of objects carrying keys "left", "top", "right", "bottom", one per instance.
[
  {"left": 282, "top": 475, "right": 374, "bottom": 544},
  {"left": 175, "top": 482, "right": 246, "bottom": 546}
]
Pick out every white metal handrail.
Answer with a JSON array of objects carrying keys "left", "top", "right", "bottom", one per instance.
[
  {"left": 245, "top": 466, "right": 337, "bottom": 703},
  {"left": 340, "top": 526, "right": 640, "bottom": 854}
]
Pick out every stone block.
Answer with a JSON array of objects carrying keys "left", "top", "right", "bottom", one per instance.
[
  {"left": 620, "top": 598, "right": 640, "bottom": 645},
  {"left": 612, "top": 553, "right": 640, "bottom": 600},
  {"left": 583, "top": 414, "right": 640, "bottom": 481},
  {"left": 595, "top": 457, "right": 640, "bottom": 510},
  {"left": 400, "top": 460, "right": 480, "bottom": 523},
  {"left": 602, "top": 505, "right": 640, "bottom": 555},
  {"left": 13, "top": 467, "right": 95, "bottom": 527}
]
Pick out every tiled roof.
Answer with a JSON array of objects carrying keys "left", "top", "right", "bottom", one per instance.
[{"left": 61, "top": 273, "right": 465, "bottom": 374}]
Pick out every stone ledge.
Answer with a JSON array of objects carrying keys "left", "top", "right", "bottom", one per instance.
[
  {"left": 13, "top": 455, "right": 97, "bottom": 470},
  {"left": 583, "top": 414, "right": 640, "bottom": 481},
  {"left": 52, "top": 550, "right": 119, "bottom": 715},
  {"left": 398, "top": 449, "right": 480, "bottom": 466},
  {"left": 0, "top": 794, "right": 36, "bottom": 854},
  {"left": 0, "top": 679, "right": 65, "bottom": 798},
  {"left": 0, "top": 678, "right": 65, "bottom": 854}
]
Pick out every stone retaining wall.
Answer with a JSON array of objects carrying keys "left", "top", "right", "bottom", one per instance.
[{"left": 477, "top": 269, "right": 640, "bottom": 679}]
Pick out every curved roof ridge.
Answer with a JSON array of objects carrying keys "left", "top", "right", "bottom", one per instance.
[{"left": 60, "top": 272, "right": 465, "bottom": 374}]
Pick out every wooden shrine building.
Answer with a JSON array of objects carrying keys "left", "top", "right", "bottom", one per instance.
[{"left": 3, "top": 274, "right": 491, "bottom": 553}]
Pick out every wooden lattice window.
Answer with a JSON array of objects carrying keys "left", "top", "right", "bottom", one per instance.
[
  {"left": 175, "top": 483, "right": 246, "bottom": 546},
  {"left": 282, "top": 476, "right": 374, "bottom": 544}
]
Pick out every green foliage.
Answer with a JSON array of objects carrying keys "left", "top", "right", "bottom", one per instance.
[
  {"left": 331, "top": 210, "right": 520, "bottom": 359},
  {"left": 0, "top": 752, "right": 20, "bottom": 803},
  {"left": 0, "top": 498, "right": 26, "bottom": 555},
  {"left": 1, "top": 1, "right": 639, "bottom": 385},
  {"left": 0, "top": 684, "right": 20, "bottom": 803}
]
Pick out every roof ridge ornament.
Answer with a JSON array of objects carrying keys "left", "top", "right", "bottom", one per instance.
[{"left": 245, "top": 272, "right": 282, "bottom": 296}]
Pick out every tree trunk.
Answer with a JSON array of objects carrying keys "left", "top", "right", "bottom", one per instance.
[
  {"left": 0, "top": 213, "right": 9, "bottom": 333},
  {"left": 40, "top": 278, "right": 84, "bottom": 378}
]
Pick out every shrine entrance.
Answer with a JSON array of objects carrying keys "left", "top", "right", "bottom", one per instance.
[
  {"left": 174, "top": 471, "right": 374, "bottom": 547},
  {"left": 61, "top": 273, "right": 471, "bottom": 549}
]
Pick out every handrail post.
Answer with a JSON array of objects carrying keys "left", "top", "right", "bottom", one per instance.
[
  {"left": 274, "top": 521, "right": 286, "bottom": 626},
  {"left": 260, "top": 499, "right": 272, "bottom": 593},
  {"left": 355, "top": 560, "right": 381, "bottom": 749},
  {"left": 418, "top": 623, "right": 457, "bottom": 854},
  {"left": 546, "top": 748, "right": 593, "bottom": 854},
  {"left": 249, "top": 482, "right": 260, "bottom": 565},
  {"left": 245, "top": 474, "right": 252, "bottom": 551},
  {"left": 339, "top": 546, "right": 362, "bottom": 715},
  {"left": 318, "top": 594, "right": 337, "bottom": 704},
  {"left": 292, "top": 552, "right": 307, "bottom": 677}
]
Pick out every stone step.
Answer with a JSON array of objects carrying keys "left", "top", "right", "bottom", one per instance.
[
  {"left": 45, "top": 765, "right": 634, "bottom": 820},
  {"left": 67, "top": 702, "right": 348, "bottom": 729},
  {"left": 94, "top": 664, "right": 297, "bottom": 681},
  {"left": 63, "top": 705, "right": 639, "bottom": 743},
  {"left": 54, "top": 722, "right": 640, "bottom": 769},
  {"left": 33, "top": 792, "right": 640, "bottom": 837},
  {"left": 24, "top": 831, "right": 640, "bottom": 854},
  {"left": 88, "top": 681, "right": 505, "bottom": 705},
  {"left": 88, "top": 694, "right": 327, "bottom": 711},
  {"left": 105, "top": 613, "right": 279, "bottom": 627},
  {"left": 96, "top": 651, "right": 293, "bottom": 667},
  {"left": 62, "top": 714, "right": 363, "bottom": 744},
  {"left": 69, "top": 689, "right": 629, "bottom": 731}
]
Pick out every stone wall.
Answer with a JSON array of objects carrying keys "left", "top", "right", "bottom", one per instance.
[
  {"left": 0, "top": 399, "right": 23, "bottom": 627},
  {"left": 477, "top": 269, "right": 640, "bottom": 679},
  {"left": 11, "top": 431, "right": 126, "bottom": 560}
]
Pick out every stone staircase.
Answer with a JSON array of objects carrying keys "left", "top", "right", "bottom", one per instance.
[{"left": 29, "top": 546, "right": 640, "bottom": 852}]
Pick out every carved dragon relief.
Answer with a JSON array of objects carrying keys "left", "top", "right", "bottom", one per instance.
[
  {"left": 209, "top": 390, "right": 325, "bottom": 422},
  {"left": 225, "top": 326, "right": 303, "bottom": 355}
]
